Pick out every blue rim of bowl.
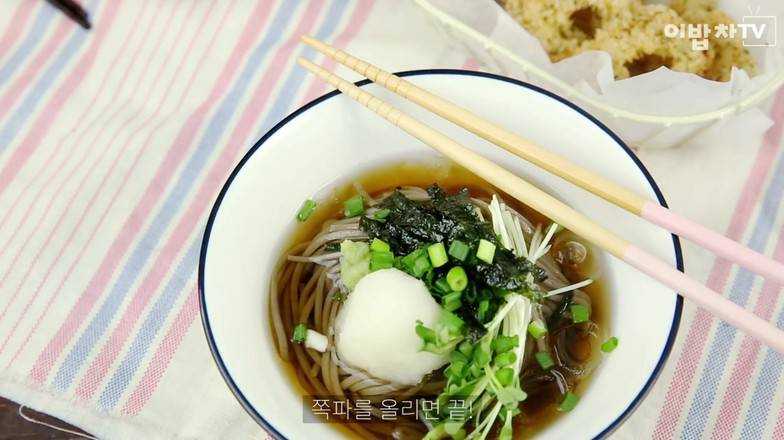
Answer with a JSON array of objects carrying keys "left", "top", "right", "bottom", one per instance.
[{"left": 199, "top": 69, "right": 684, "bottom": 440}]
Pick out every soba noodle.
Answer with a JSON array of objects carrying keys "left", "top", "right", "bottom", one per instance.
[{"left": 270, "top": 186, "right": 598, "bottom": 439}]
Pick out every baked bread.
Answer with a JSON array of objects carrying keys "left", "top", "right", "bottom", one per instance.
[{"left": 502, "top": 0, "right": 756, "bottom": 81}]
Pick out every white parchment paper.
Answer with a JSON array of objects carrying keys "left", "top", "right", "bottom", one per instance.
[{"left": 416, "top": 0, "right": 784, "bottom": 148}]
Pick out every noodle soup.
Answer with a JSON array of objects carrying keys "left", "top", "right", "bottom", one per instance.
[{"left": 270, "top": 162, "right": 609, "bottom": 439}]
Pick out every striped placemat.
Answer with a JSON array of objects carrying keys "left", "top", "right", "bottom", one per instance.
[
  {"left": 0, "top": 1, "right": 781, "bottom": 438},
  {"left": 647, "top": 91, "right": 784, "bottom": 440}
]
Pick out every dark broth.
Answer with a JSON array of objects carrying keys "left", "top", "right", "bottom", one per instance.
[{"left": 272, "top": 160, "right": 609, "bottom": 439}]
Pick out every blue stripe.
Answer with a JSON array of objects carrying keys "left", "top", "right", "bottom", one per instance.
[
  {"left": 739, "top": 167, "right": 784, "bottom": 439},
  {"left": 97, "top": 0, "right": 353, "bottom": 410},
  {"left": 50, "top": 2, "right": 304, "bottom": 392},
  {"left": 682, "top": 150, "right": 784, "bottom": 439},
  {"left": 740, "top": 340, "right": 784, "bottom": 438},
  {"left": 98, "top": 240, "right": 199, "bottom": 409},
  {"left": 0, "top": 5, "right": 56, "bottom": 87},
  {"left": 740, "top": 323, "right": 784, "bottom": 438},
  {"left": 255, "top": 0, "right": 349, "bottom": 137},
  {"left": 0, "top": 0, "right": 98, "bottom": 151}
]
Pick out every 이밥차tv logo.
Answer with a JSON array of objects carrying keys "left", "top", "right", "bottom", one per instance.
[{"left": 664, "top": 6, "right": 776, "bottom": 51}]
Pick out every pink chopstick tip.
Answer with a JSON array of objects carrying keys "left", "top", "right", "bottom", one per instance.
[
  {"left": 642, "top": 202, "right": 784, "bottom": 285},
  {"left": 623, "top": 244, "right": 784, "bottom": 354}
]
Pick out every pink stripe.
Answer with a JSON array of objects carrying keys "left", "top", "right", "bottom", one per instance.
[
  {"left": 710, "top": 226, "right": 784, "bottom": 439},
  {"left": 652, "top": 88, "right": 784, "bottom": 439},
  {"left": 121, "top": 288, "right": 198, "bottom": 415},
  {"left": 0, "top": 13, "right": 74, "bottom": 123},
  {"left": 0, "top": 1, "right": 38, "bottom": 62},
  {"left": 0, "top": 1, "right": 187, "bottom": 358},
  {"left": 299, "top": 0, "right": 375, "bottom": 105},
  {"left": 5, "top": 1, "right": 228, "bottom": 369},
  {"left": 0, "top": 0, "right": 164, "bottom": 300},
  {"left": 28, "top": 0, "right": 268, "bottom": 385},
  {"left": 0, "top": 0, "right": 122, "bottom": 207},
  {"left": 773, "top": 402, "right": 784, "bottom": 440},
  {"left": 461, "top": 57, "right": 480, "bottom": 70},
  {"left": 0, "top": 1, "right": 152, "bottom": 249},
  {"left": 121, "top": 1, "right": 376, "bottom": 413},
  {"left": 73, "top": 0, "right": 326, "bottom": 400}
]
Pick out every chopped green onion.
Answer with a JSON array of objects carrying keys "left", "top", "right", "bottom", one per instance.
[
  {"left": 446, "top": 266, "right": 468, "bottom": 291},
  {"left": 417, "top": 311, "right": 465, "bottom": 356},
  {"left": 339, "top": 240, "right": 370, "bottom": 291},
  {"left": 477, "top": 299, "right": 490, "bottom": 322},
  {"left": 399, "top": 248, "right": 425, "bottom": 271},
  {"left": 443, "top": 299, "right": 463, "bottom": 312},
  {"left": 601, "top": 336, "right": 619, "bottom": 353},
  {"left": 434, "top": 277, "right": 451, "bottom": 294},
  {"left": 441, "top": 292, "right": 462, "bottom": 311},
  {"left": 370, "top": 238, "right": 390, "bottom": 253},
  {"left": 450, "top": 350, "right": 469, "bottom": 364},
  {"left": 440, "top": 310, "right": 465, "bottom": 332},
  {"left": 492, "top": 335, "right": 519, "bottom": 354},
  {"left": 494, "top": 351, "right": 516, "bottom": 368},
  {"left": 442, "top": 291, "right": 462, "bottom": 304},
  {"left": 445, "top": 361, "right": 466, "bottom": 381},
  {"left": 415, "top": 321, "right": 436, "bottom": 344},
  {"left": 343, "top": 195, "right": 364, "bottom": 217},
  {"left": 527, "top": 319, "right": 548, "bottom": 339},
  {"left": 474, "top": 343, "right": 492, "bottom": 367},
  {"left": 370, "top": 250, "right": 394, "bottom": 271},
  {"left": 428, "top": 242, "right": 448, "bottom": 268},
  {"left": 373, "top": 208, "right": 390, "bottom": 220},
  {"left": 412, "top": 255, "right": 432, "bottom": 277},
  {"left": 448, "top": 240, "right": 470, "bottom": 261},
  {"left": 493, "top": 288, "right": 511, "bottom": 298},
  {"left": 292, "top": 324, "right": 307, "bottom": 343},
  {"left": 458, "top": 340, "right": 474, "bottom": 357},
  {"left": 443, "top": 299, "right": 462, "bottom": 312},
  {"left": 476, "top": 239, "right": 496, "bottom": 264},
  {"left": 534, "top": 352, "right": 554, "bottom": 370},
  {"left": 495, "top": 367, "right": 515, "bottom": 387},
  {"left": 296, "top": 199, "right": 317, "bottom": 221},
  {"left": 558, "top": 392, "right": 579, "bottom": 412},
  {"left": 570, "top": 304, "right": 590, "bottom": 323},
  {"left": 468, "top": 363, "right": 482, "bottom": 379},
  {"left": 463, "top": 285, "right": 477, "bottom": 303}
]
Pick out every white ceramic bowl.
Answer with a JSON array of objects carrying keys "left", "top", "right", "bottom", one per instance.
[{"left": 199, "top": 70, "right": 682, "bottom": 439}]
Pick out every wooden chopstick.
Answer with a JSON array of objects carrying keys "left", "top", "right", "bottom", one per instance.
[
  {"left": 297, "top": 57, "right": 784, "bottom": 354},
  {"left": 301, "top": 35, "right": 784, "bottom": 286}
]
